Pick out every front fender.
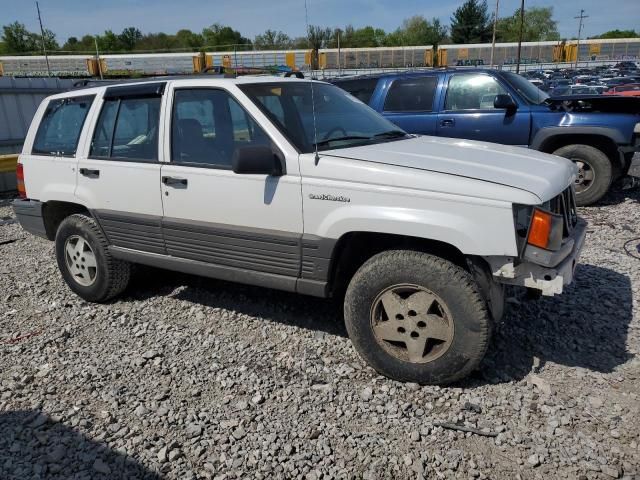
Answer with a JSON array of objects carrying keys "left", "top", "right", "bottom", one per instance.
[
  {"left": 530, "top": 126, "right": 626, "bottom": 150},
  {"left": 312, "top": 202, "right": 519, "bottom": 257}
]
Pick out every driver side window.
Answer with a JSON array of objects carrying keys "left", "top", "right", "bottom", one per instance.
[{"left": 445, "top": 74, "right": 507, "bottom": 111}]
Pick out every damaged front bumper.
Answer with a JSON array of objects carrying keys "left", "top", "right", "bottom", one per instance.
[{"left": 483, "top": 219, "right": 587, "bottom": 296}]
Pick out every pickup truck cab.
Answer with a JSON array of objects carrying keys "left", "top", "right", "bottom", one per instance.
[
  {"left": 332, "top": 69, "right": 640, "bottom": 206},
  {"left": 13, "top": 77, "right": 585, "bottom": 384}
]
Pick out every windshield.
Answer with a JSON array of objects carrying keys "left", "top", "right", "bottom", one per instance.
[
  {"left": 239, "top": 82, "right": 408, "bottom": 153},
  {"left": 503, "top": 72, "right": 549, "bottom": 105}
]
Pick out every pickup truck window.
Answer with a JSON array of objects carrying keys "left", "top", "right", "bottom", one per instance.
[
  {"left": 383, "top": 77, "right": 438, "bottom": 112},
  {"left": 171, "top": 88, "right": 271, "bottom": 168},
  {"left": 333, "top": 78, "right": 379, "bottom": 104},
  {"left": 240, "top": 82, "right": 405, "bottom": 153},
  {"left": 90, "top": 97, "right": 161, "bottom": 161},
  {"left": 444, "top": 74, "right": 507, "bottom": 111},
  {"left": 32, "top": 96, "right": 94, "bottom": 157}
]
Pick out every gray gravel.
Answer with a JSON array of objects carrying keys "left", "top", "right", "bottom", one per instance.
[{"left": 1, "top": 180, "right": 639, "bottom": 479}]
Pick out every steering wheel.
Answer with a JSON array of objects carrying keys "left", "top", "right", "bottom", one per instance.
[{"left": 322, "top": 127, "right": 348, "bottom": 141}]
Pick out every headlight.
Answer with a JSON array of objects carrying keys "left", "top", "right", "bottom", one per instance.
[
  {"left": 634, "top": 122, "right": 640, "bottom": 134},
  {"left": 527, "top": 208, "right": 563, "bottom": 251}
]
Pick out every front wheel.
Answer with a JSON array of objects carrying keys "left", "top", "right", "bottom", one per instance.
[
  {"left": 55, "top": 214, "right": 131, "bottom": 302},
  {"left": 553, "top": 144, "right": 612, "bottom": 206},
  {"left": 343, "top": 250, "right": 491, "bottom": 385}
]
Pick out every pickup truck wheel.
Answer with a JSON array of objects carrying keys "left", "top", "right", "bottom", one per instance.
[
  {"left": 55, "top": 214, "right": 130, "bottom": 302},
  {"left": 344, "top": 250, "right": 491, "bottom": 385},
  {"left": 553, "top": 144, "right": 612, "bottom": 206}
]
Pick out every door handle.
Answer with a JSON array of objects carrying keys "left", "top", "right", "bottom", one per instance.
[
  {"left": 440, "top": 119, "right": 455, "bottom": 127},
  {"left": 162, "top": 176, "right": 188, "bottom": 187},
  {"left": 79, "top": 168, "right": 100, "bottom": 178}
]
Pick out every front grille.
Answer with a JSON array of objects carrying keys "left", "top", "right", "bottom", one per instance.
[{"left": 549, "top": 186, "right": 578, "bottom": 237}]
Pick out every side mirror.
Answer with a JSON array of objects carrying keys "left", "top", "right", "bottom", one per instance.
[
  {"left": 232, "top": 145, "right": 284, "bottom": 176},
  {"left": 494, "top": 94, "right": 517, "bottom": 111}
]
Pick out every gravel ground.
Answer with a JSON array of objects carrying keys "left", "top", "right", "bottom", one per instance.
[{"left": 1, "top": 175, "right": 639, "bottom": 479}]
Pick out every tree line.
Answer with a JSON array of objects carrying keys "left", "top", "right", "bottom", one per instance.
[{"left": 0, "top": 0, "right": 637, "bottom": 55}]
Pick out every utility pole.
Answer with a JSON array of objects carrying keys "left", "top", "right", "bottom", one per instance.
[
  {"left": 337, "top": 30, "right": 341, "bottom": 74},
  {"left": 489, "top": 0, "right": 500, "bottom": 68},
  {"left": 574, "top": 9, "right": 588, "bottom": 69},
  {"left": 515, "top": 0, "right": 525, "bottom": 73},
  {"left": 94, "top": 37, "right": 103, "bottom": 80},
  {"left": 35, "top": 1, "right": 51, "bottom": 77}
]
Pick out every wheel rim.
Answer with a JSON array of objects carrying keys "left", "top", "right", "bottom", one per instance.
[
  {"left": 64, "top": 235, "right": 98, "bottom": 287},
  {"left": 370, "top": 284, "right": 454, "bottom": 364},
  {"left": 573, "top": 159, "right": 595, "bottom": 194}
]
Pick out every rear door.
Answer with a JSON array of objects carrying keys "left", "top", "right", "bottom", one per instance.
[
  {"left": 158, "top": 82, "right": 303, "bottom": 285},
  {"left": 23, "top": 94, "right": 95, "bottom": 203},
  {"left": 75, "top": 83, "right": 166, "bottom": 254},
  {"left": 379, "top": 76, "right": 440, "bottom": 136},
  {"left": 437, "top": 72, "right": 531, "bottom": 145}
]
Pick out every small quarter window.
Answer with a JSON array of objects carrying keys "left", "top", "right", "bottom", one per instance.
[{"left": 32, "top": 96, "right": 94, "bottom": 156}]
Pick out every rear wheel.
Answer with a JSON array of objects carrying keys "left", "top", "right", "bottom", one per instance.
[
  {"left": 553, "top": 144, "right": 612, "bottom": 206},
  {"left": 55, "top": 214, "right": 130, "bottom": 302},
  {"left": 343, "top": 250, "right": 491, "bottom": 385}
]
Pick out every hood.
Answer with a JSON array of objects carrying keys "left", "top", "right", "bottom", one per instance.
[
  {"left": 547, "top": 95, "right": 640, "bottom": 114},
  {"left": 323, "top": 136, "right": 576, "bottom": 202}
]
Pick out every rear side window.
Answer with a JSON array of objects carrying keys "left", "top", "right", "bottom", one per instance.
[
  {"left": 90, "top": 96, "right": 161, "bottom": 161},
  {"left": 334, "top": 78, "right": 379, "bottom": 104},
  {"left": 32, "top": 96, "right": 94, "bottom": 156},
  {"left": 383, "top": 77, "right": 438, "bottom": 112}
]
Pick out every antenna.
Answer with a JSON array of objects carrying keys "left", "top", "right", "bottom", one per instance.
[
  {"left": 304, "top": 0, "right": 320, "bottom": 165},
  {"left": 35, "top": 2, "right": 51, "bottom": 77},
  {"left": 574, "top": 10, "right": 588, "bottom": 69}
]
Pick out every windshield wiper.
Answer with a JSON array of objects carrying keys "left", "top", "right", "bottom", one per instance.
[
  {"left": 373, "top": 130, "right": 407, "bottom": 139},
  {"left": 313, "top": 136, "right": 370, "bottom": 149}
]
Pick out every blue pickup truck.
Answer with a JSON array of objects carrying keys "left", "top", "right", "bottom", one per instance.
[{"left": 331, "top": 70, "right": 640, "bottom": 205}]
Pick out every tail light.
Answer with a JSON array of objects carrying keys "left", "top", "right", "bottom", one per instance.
[{"left": 16, "top": 163, "right": 26, "bottom": 199}]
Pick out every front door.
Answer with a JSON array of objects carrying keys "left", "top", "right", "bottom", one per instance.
[
  {"left": 75, "top": 84, "right": 166, "bottom": 254},
  {"left": 437, "top": 73, "right": 531, "bottom": 145},
  {"left": 159, "top": 84, "right": 303, "bottom": 284}
]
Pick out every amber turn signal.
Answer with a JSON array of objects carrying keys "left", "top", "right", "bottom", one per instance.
[{"left": 528, "top": 209, "right": 552, "bottom": 249}]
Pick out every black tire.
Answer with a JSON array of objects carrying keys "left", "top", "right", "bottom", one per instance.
[
  {"left": 553, "top": 144, "right": 612, "bottom": 206},
  {"left": 55, "top": 214, "right": 130, "bottom": 302},
  {"left": 343, "top": 250, "right": 491, "bottom": 385}
]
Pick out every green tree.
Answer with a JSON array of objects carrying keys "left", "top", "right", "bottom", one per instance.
[
  {"left": 496, "top": 7, "right": 559, "bottom": 42},
  {"left": 2, "top": 22, "right": 38, "bottom": 53},
  {"left": 99, "top": 30, "right": 122, "bottom": 52},
  {"left": 175, "top": 29, "right": 204, "bottom": 49},
  {"left": 202, "top": 24, "right": 251, "bottom": 50},
  {"left": 119, "top": 27, "right": 142, "bottom": 50},
  {"left": 450, "top": 0, "right": 491, "bottom": 43},
  {"left": 329, "top": 25, "right": 386, "bottom": 48},
  {"left": 254, "top": 29, "right": 292, "bottom": 50},
  {"left": 589, "top": 29, "right": 638, "bottom": 39},
  {"left": 306, "top": 25, "right": 331, "bottom": 68},
  {"left": 385, "top": 16, "right": 448, "bottom": 47}
]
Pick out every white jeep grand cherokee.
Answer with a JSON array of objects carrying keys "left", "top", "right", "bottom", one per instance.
[{"left": 13, "top": 77, "right": 586, "bottom": 384}]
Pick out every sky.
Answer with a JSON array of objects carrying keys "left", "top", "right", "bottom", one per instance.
[{"left": 1, "top": 0, "right": 638, "bottom": 44}]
